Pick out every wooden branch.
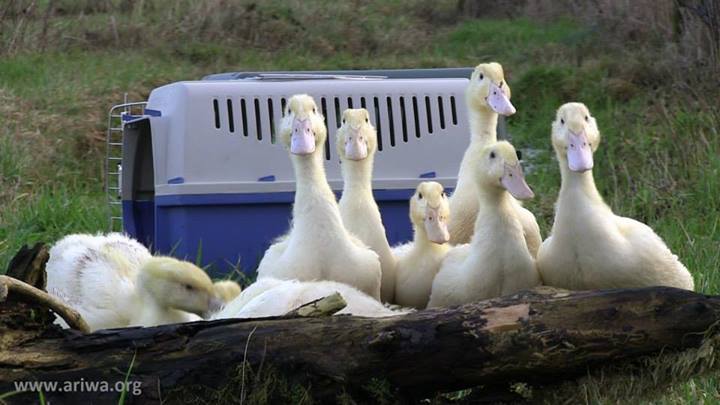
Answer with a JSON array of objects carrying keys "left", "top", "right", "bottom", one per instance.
[
  {"left": 0, "top": 286, "right": 719, "bottom": 403},
  {"left": 0, "top": 276, "right": 90, "bottom": 333},
  {"left": 283, "top": 292, "right": 347, "bottom": 318}
]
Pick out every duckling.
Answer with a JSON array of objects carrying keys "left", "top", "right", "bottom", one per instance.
[
  {"left": 256, "top": 95, "right": 382, "bottom": 300},
  {"left": 393, "top": 182, "right": 450, "bottom": 309},
  {"left": 213, "top": 280, "right": 242, "bottom": 303},
  {"left": 47, "top": 233, "right": 223, "bottom": 331},
  {"left": 537, "top": 103, "right": 694, "bottom": 291},
  {"left": 214, "top": 277, "right": 411, "bottom": 319},
  {"left": 428, "top": 141, "right": 540, "bottom": 307},
  {"left": 337, "top": 108, "right": 397, "bottom": 302},
  {"left": 449, "top": 63, "right": 541, "bottom": 257}
]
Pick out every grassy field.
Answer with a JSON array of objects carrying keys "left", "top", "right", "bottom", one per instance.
[{"left": 1, "top": 0, "right": 719, "bottom": 402}]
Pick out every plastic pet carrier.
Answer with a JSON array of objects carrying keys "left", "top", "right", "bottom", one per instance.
[{"left": 108, "top": 68, "right": 493, "bottom": 275}]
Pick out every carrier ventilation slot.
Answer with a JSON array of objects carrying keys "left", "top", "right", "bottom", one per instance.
[
  {"left": 213, "top": 99, "right": 220, "bottom": 129},
  {"left": 318, "top": 97, "right": 331, "bottom": 161},
  {"left": 450, "top": 96, "right": 458, "bottom": 125},
  {"left": 333, "top": 97, "right": 341, "bottom": 128},
  {"left": 241, "top": 99, "right": 248, "bottom": 137},
  {"left": 320, "top": 97, "right": 329, "bottom": 126},
  {"left": 399, "top": 97, "right": 408, "bottom": 143},
  {"left": 324, "top": 97, "right": 331, "bottom": 160},
  {"left": 412, "top": 96, "right": 420, "bottom": 138},
  {"left": 227, "top": 99, "right": 235, "bottom": 133},
  {"left": 254, "top": 98, "right": 262, "bottom": 141},
  {"left": 386, "top": 97, "right": 396, "bottom": 147},
  {"left": 324, "top": 130, "right": 331, "bottom": 160},
  {"left": 373, "top": 97, "right": 383, "bottom": 151},
  {"left": 437, "top": 96, "right": 446, "bottom": 130},
  {"left": 267, "top": 98, "right": 276, "bottom": 143},
  {"left": 425, "top": 96, "right": 433, "bottom": 134}
]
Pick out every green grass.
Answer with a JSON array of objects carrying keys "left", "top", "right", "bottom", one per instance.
[{"left": 1, "top": 1, "right": 719, "bottom": 402}]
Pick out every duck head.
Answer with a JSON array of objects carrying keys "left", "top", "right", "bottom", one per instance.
[
  {"left": 336, "top": 108, "right": 377, "bottom": 161},
  {"left": 552, "top": 102, "right": 600, "bottom": 173},
  {"left": 475, "top": 141, "right": 534, "bottom": 200},
  {"left": 466, "top": 62, "right": 516, "bottom": 116},
  {"left": 279, "top": 94, "right": 327, "bottom": 156},
  {"left": 139, "top": 257, "right": 224, "bottom": 318},
  {"left": 410, "top": 182, "right": 450, "bottom": 244}
]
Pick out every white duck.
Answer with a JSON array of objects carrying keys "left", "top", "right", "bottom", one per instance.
[
  {"left": 336, "top": 108, "right": 397, "bottom": 302},
  {"left": 213, "top": 280, "right": 242, "bottom": 303},
  {"left": 428, "top": 141, "right": 540, "bottom": 307},
  {"left": 393, "top": 182, "right": 451, "bottom": 309},
  {"left": 214, "top": 277, "right": 411, "bottom": 319},
  {"left": 256, "top": 95, "right": 382, "bottom": 299},
  {"left": 448, "top": 63, "right": 541, "bottom": 257},
  {"left": 536, "top": 102, "right": 694, "bottom": 291},
  {"left": 46, "top": 233, "right": 223, "bottom": 331}
]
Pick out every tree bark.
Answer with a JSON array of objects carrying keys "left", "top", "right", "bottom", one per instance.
[{"left": 1, "top": 286, "right": 719, "bottom": 403}]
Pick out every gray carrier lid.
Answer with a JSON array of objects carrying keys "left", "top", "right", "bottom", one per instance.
[{"left": 203, "top": 68, "right": 474, "bottom": 81}]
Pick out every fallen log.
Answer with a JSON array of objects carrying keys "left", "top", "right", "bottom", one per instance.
[{"left": 1, "top": 285, "right": 719, "bottom": 403}]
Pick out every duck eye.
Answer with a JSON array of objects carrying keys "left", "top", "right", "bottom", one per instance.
[
  {"left": 342, "top": 118, "right": 346, "bottom": 124},
  {"left": 365, "top": 117, "right": 369, "bottom": 123},
  {"left": 585, "top": 115, "right": 589, "bottom": 122},
  {"left": 312, "top": 108, "right": 316, "bottom": 114},
  {"left": 560, "top": 118, "right": 565, "bottom": 125},
  {"left": 184, "top": 284, "right": 194, "bottom": 291},
  {"left": 418, "top": 192, "right": 423, "bottom": 200},
  {"left": 479, "top": 74, "right": 484, "bottom": 80},
  {"left": 490, "top": 151, "right": 496, "bottom": 159}
]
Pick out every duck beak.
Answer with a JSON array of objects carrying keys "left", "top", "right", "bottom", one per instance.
[
  {"left": 424, "top": 206, "right": 450, "bottom": 244},
  {"left": 567, "top": 130, "right": 594, "bottom": 172},
  {"left": 501, "top": 163, "right": 534, "bottom": 200},
  {"left": 486, "top": 82, "right": 516, "bottom": 116},
  {"left": 344, "top": 128, "right": 368, "bottom": 160},
  {"left": 290, "top": 118, "right": 315, "bottom": 155},
  {"left": 203, "top": 297, "right": 224, "bottom": 318}
]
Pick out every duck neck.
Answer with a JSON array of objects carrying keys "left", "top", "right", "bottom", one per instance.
[
  {"left": 559, "top": 162, "right": 603, "bottom": 203},
  {"left": 340, "top": 155, "right": 375, "bottom": 200},
  {"left": 412, "top": 223, "right": 448, "bottom": 254},
  {"left": 291, "top": 151, "right": 335, "bottom": 203},
  {"left": 290, "top": 150, "right": 344, "bottom": 232},
  {"left": 476, "top": 187, "right": 515, "bottom": 219},
  {"left": 469, "top": 107, "right": 498, "bottom": 144}
]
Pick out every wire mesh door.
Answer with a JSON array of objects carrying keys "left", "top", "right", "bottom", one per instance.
[{"left": 106, "top": 100, "right": 147, "bottom": 231}]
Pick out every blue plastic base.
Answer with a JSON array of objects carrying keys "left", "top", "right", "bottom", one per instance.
[{"left": 123, "top": 189, "right": 439, "bottom": 276}]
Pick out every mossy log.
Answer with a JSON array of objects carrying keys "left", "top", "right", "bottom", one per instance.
[{"left": 2, "top": 245, "right": 720, "bottom": 403}]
